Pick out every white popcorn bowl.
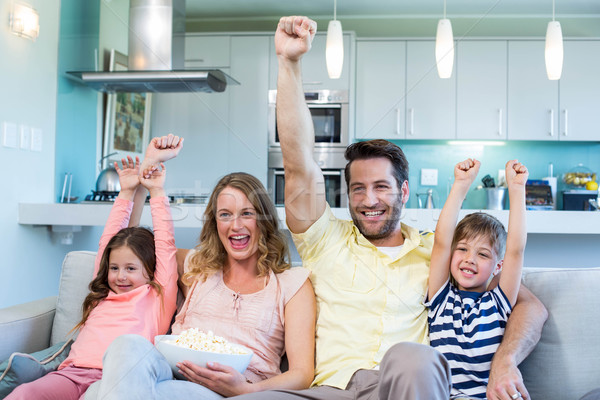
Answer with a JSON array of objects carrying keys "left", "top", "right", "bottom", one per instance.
[{"left": 155, "top": 334, "right": 253, "bottom": 379}]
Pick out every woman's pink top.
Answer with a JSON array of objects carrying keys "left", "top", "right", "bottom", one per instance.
[
  {"left": 59, "top": 197, "right": 178, "bottom": 370},
  {"left": 171, "top": 249, "right": 309, "bottom": 383}
]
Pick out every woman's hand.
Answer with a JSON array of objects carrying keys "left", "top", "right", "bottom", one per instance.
[{"left": 176, "top": 360, "right": 254, "bottom": 397}]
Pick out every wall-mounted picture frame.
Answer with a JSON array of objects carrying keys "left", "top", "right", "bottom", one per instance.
[{"left": 102, "top": 49, "right": 152, "bottom": 167}]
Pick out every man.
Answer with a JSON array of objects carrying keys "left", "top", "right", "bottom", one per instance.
[{"left": 234, "top": 16, "right": 547, "bottom": 400}]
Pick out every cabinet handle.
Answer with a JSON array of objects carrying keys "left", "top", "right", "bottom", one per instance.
[
  {"left": 396, "top": 108, "right": 401, "bottom": 136},
  {"left": 549, "top": 109, "right": 554, "bottom": 136},
  {"left": 498, "top": 109, "right": 503, "bottom": 136},
  {"left": 563, "top": 109, "right": 568, "bottom": 136},
  {"left": 408, "top": 108, "right": 414, "bottom": 136},
  {"left": 303, "top": 81, "right": 323, "bottom": 86}
]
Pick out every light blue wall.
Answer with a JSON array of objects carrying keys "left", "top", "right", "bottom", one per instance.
[
  {"left": 55, "top": 0, "right": 100, "bottom": 203},
  {"left": 0, "top": 0, "right": 103, "bottom": 308},
  {"left": 393, "top": 140, "right": 600, "bottom": 210}
]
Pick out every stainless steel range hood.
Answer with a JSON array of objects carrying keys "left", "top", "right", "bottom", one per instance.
[
  {"left": 66, "top": 69, "right": 237, "bottom": 93},
  {"left": 67, "top": 0, "right": 238, "bottom": 93}
]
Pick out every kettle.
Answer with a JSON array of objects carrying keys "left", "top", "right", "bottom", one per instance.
[
  {"left": 96, "top": 167, "right": 121, "bottom": 192},
  {"left": 417, "top": 189, "right": 435, "bottom": 209}
]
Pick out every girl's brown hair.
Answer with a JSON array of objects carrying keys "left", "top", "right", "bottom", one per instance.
[
  {"left": 183, "top": 172, "right": 290, "bottom": 285},
  {"left": 73, "top": 227, "right": 161, "bottom": 332}
]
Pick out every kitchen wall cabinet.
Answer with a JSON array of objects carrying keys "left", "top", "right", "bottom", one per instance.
[
  {"left": 269, "top": 33, "right": 353, "bottom": 91},
  {"left": 184, "top": 35, "right": 230, "bottom": 68},
  {"left": 405, "top": 40, "right": 456, "bottom": 140},
  {"left": 456, "top": 40, "right": 508, "bottom": 140},
  {"left": 507, "top": 41, "right": 559, "bottom": 140},
  {"left": 151, "top": 35, "right": 270, "bottom": 193},
  {"left": 355, "top": 41, "right": 406, "bottom": 139},
  {"left": 559, "top": 40, "right": 600, "bottom": 141}
]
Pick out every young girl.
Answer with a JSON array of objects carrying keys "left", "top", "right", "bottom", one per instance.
[
  {"left": 7, "top": 157, "right": 178, "bottom": 400},
  {"left": 425, "top": 159, "right": 528, "bottom": 400}
]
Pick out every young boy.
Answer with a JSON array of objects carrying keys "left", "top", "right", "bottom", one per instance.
[{"left": 425, "top": 159, "right": 528, "bottom": 399}]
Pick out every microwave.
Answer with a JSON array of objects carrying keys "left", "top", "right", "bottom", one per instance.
[
  {"left": 268, "top": 89, "right": 349, "bottom": 149},
  {"left": 268, "top": 148, "right": 348, "bottom": 208}
]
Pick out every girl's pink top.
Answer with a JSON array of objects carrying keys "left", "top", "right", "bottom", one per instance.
[
  {"left": 171, "top": 250, "right": 309, "bottom": 383},
  {"left": 59, "top": 197, "right": 178, "bottom": 370}
]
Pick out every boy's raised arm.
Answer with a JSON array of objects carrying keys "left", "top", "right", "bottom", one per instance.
[
  {"left": 499, "top": 160, "right": 528, "bottom": 306},
  {"left": 428, "top": 159, "right": 480, "bottom": 299}
]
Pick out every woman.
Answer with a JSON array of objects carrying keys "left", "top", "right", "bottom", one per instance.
[{"left": 86, "top": 136, "right": 316, "bottom": 399}]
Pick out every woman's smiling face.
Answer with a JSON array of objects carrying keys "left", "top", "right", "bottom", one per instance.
[{"left": 216, "top": 186, "right": 260, "bottom": 265}]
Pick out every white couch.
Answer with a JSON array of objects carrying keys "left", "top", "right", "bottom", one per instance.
[{"left": 1, "top": 251, "right": 599, "bottom": 400}]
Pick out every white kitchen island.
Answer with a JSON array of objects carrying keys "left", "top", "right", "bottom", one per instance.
[{"left": 18, "top": 203, "right": 600, "bottom": 268}]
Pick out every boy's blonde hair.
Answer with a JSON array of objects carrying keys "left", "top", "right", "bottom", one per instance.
[{"left": 451, "top": 212, "right": 507, "bottom": 259}]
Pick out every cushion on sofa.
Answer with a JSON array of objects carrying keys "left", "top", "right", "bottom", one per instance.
[
  {"left": 50, "top": 251, "right": 96, "bottom": 345},
  {"left": 520, "top": 267, "right": 600, "bottom": 400},
  {"left": 0, "top": 339, "right": 72, "bottom": 398}
]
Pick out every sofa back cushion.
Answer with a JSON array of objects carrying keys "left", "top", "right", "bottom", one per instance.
[
  {"left": 520, "top": 267, "right": 600, "bottom": 400},
  {"left": 50, "top": 251, "right": 96, "bottom": 346}
]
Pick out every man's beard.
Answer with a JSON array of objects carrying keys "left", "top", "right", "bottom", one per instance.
[{"left": 350, "top": 198, "right": 403, "bottom": 241}]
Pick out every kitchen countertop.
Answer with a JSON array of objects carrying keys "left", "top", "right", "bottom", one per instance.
[{"left": 18, "top": 203, "right": 600, "bottom": 234}]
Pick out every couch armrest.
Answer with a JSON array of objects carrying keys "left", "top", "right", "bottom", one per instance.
[{"left": 0, "top": 296, "right": 57, "bottom": 362}]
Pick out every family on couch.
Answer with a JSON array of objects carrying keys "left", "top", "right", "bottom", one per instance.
[{"left": 8, "top": 14, "right": 600, "bottom": 400}]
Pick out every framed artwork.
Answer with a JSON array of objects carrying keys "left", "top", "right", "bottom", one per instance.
[{"left": 102, "top": 49, "right": 152, "bottom": 167}]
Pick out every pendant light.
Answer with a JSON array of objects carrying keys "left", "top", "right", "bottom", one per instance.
[
  {"left": 326, "top": 0, "right": 344, "bottom": 79},
  {"left": 545, "top": 0, "right": 563, "bottom": 80},
  {"left": 435, "top": 0, "right": 454, "bottom": 79}
]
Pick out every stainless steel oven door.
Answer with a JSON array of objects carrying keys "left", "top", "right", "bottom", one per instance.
[
  {"left": 269, "top": 168, "right": 347, "bottom": 208},
  {"left": 268, "top": 90, "right": 349, "bottom": 148}
]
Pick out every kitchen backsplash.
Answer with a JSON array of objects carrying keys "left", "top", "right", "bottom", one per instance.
[{"left": 390, "top": 140, "right": 600, "bottom": 210}]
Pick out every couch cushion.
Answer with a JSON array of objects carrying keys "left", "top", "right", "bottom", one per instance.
[
  {"left": 520, "top": 267, "right": 600, "bottom": 400},
  {"left": 50, "top": 251, "right": 96, "bottom": 345},
  {"left": 0, "top": 339, "right": 72, "bottom": 398}
]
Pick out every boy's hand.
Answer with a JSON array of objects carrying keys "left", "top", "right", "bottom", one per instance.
[
  {"left": 275, "top": 16, "right": 317, "bottom": 62},
  {"left": 506, "top": 160, "right": 529, "bottom": 187},
  {"left": 114, "top": 156, "right": 141, "bottom": 193},
  {"left": 140, "top": 162, "right": 167, "bottom": 198},
  {"left": 454, "top": 158, "right": 481, "bottom": 186},
  {"left": 141, "top": 134, "right": 184, "bottom": 178}
]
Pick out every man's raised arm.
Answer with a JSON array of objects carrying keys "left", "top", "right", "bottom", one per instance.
[{"left": 275, "top": 16, "right": 326, "bottom": 234}]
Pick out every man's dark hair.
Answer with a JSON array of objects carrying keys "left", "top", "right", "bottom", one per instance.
[{"left": 344, "top": 139, "right": 409, "bottom": 189}]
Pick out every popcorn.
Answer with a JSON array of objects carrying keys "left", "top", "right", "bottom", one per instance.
[{"left": 170, "top": 328, "right": 248, "bottom": 355}]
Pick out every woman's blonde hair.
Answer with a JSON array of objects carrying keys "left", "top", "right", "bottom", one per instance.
[{"left": 183, "top": 172, "right": 290, "bottom": 285}]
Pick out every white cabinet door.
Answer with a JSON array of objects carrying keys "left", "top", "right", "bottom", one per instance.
[
  {"left": 184, "top": 35, "right": 230, "bottom": 68},
  {"left": 559, "top": 40, "right": 600, "bottom": 141},
  {"left": 507, "top": 41, "right": 559, "bottom": 141},
  {"left": 355, "top": 41, "right": 406, "bottom": 139},
  {"left": 406, "top": 41, "right": 456, "bottom": 140},
  {"left": 269, "top": 33, "right": 352, "bottom": 91},
  {"left": 457, "top": 41, "right": 507, "bottom": 140},
  {"left": 228, "top": 36, "right": 270, "bottom": 184}
]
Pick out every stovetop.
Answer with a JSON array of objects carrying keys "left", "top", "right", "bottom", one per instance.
[
  {"left": 82, "top": 191, "right": 178, "bottom": 203},
  {"left": 82, "top": 191, "right": 120, "bottom": 203}
]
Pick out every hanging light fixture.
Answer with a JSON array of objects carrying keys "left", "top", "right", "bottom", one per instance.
[
  {"left": 545, "top": 0, "right": 563, "bottom": 80},
  {"left": 326, "top": 0, "right": 344, "bottom": 79},
  {"left": 435, "top": 0, "right": 454, "bottom": 79}
]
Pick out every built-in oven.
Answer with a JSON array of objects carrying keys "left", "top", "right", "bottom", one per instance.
[
  {"left": 268, "top": 89, "right": 349, "bottom": 149},
  {"left": 268, "top": 148, "right": 348, "bottom": 208}
]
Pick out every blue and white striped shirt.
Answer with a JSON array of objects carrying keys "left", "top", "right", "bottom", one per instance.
[{"left": 425, "top": 280, "right": 512, "bottom": 399}]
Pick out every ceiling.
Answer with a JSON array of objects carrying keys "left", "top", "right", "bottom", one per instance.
[{"left": 184, "top": 0, "right": 600, "bottom": 37}]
